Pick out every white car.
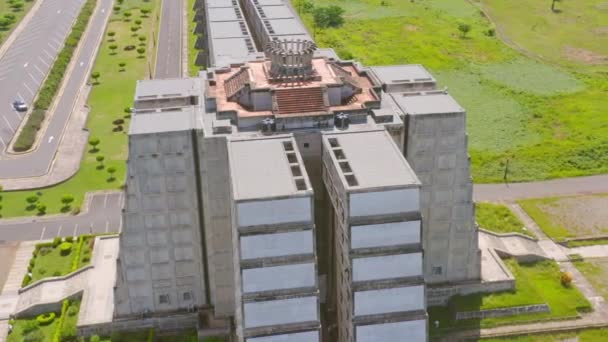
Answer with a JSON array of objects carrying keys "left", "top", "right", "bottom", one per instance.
[{"left": 12, "top": 100, "right": 28, "bottom": 112}]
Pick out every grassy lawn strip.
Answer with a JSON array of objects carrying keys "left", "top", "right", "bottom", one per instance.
[
  {"left": 476, "top": 202, "right": 534, "bottom": 237},
  {"left": 13, "top": 0, "right": 96, "bottom": 152},
  {"left": 187, "top": 0, "right": 201, "bottom": 76},
  {"left": 567, "top": 238, "right": 608, "bottom": 248},
  {"left": 573, "top": 258, "right": 608, "bottom": 302},
  {"left": 7, "top": 312, "right": 60, "bottom": 342},
  {"left": 0, "top": 0, "right": 160, "bottom": 218},
  {"left": 22, "top": 235, "right": 95, "bottom": 286},
  {"left": 0, "top": 0, "right": 36, "bottom": 46},
  {"left": 518, "top": 197, "right": 572, "bottom": 240},
  {"left": 481, "top": 328, "right": 608, "bottom": 341},
  {"left": 429, "top": 259, "right": 591, "bottom": 336}
]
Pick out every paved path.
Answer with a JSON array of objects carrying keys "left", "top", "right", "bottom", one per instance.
[
  {"left": 0, "top": 242, "right": 36, "bottom": 320},
  {"left": 155, "top": 0, "right": 183, "bottom": 78},
  {"left": 0, "top": 0, "right": 113, "bottom": 180},
  {"left": 0, "top": 0, "right": 86, "bottom": 152},
  {"left": 474, "top": 174, "right": 608, "bottom": 202},
  {"left": 0, "top": 191, "right": 123, "bottom": 241}
]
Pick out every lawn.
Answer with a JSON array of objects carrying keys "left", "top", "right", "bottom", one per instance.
[
  {"left": 7, "top": 313, "right": 60, "bottom": 342},
  {"left": 303, "top": 0, "right": 608, "bottom": 183},
  {"left": 0, "top": 0, "right": 36, "bottom": 47},
  {"left": 519, "top": 194, "right": 608, "bottom": 241},
  {"left": 476, "top": 202, "right": 533, "bottom": 237},
  {"left": 188, "top": 0, "right": 202, "bottom": 76},
  {"left": 0, "top": 0, "right": 160, "bottom": 218},
  {"left": 481, "top": 328, "right": 608, "bottom": 341},
  {"left": 429, "top": 259, "right": 591, "bottom": 336},
  {"left": 574, "top": 258, "right": 608, "bottom": 302}
]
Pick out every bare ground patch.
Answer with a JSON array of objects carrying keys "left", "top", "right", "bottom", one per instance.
[
  {"left": 563, "top": 46, "right": 608, "bottom": 64},
  {"left": 538, "top": 195, "right": 608, "bottom": 237},
  {"left": 593, "top": 26, "right": 608, "bottom": 35}
]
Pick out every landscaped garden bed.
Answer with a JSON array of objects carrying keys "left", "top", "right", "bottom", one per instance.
[
  {"left": 7, "top": 299, "right": 80, "bottom": 342},
  {"left": 429, "top": 259, "right": 591, "bottom": 337},
  {"left": 476, "top": 202, "right": 534, "bottom": 237}
]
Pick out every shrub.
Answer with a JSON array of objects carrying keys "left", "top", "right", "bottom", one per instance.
[
  {"left": 36, "top": 203, "right": 47, "bottom": 214},
  {"left": 29, "top": 258, "right": 36, "bottom": 268},
  {"left": 26, "top": 195, "right": 39, "bottom": 204},
  {"left": 60, "top": 242, "right": 73, "bottom": 255},
  {"left": 60, "top": 324, "right": 77, "bottom": 341},
  {"left": 53, "top": 237, "right": 62, "bottom": 247},
  {"left": 39, "top": 268, "right": 46, "bottom": 275},
  {"left": 39, "top": 246, "right": 52, "bottom": 256},
  {"left": 24, "top": 330, "right": 45, "bottom": 342},
  {"left": 36, "top": 312, "right": 56, "bottom": 325},
  {"left": 90, "top": 335, "right": 101, "bottom": 342},
  {"left": 22, "top": 319, "right": 39, "bottom": 334},
  {"left": 67, "top": 305, "right": 78, "bottom": 317},
  {"left": 65, "top": 236, "right": 74, "bottom": 243},
  {"left": 71, "top": 206, "right": 81, "bottom": 215},
  {"left": 22, "top": 273, "right": 31, "bottom": 287},
  {"left": 53, "top": 271, "right": 61, "bottom": 276},
  {"left": 82, "top": 255, "right": 90, "bottom": 263},
  {"left": 561, "top": 271, "right": 574, "bottom": 287},
  {"left": 113, "top": 118, "right": 125, "bottom": 125}
]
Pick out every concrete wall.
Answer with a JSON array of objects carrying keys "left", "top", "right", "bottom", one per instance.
[
  {"left": 405, "top": 111, "right": 480, "bottom": 285},
  {"left": 236, "top": 197, "right": 312, "bottom": 227},
  {"left": 349, "top": 188, "right": 419, "bottom": 218},
  {"left": 78, "top": 312, "right": 198, "bottom": 338},
  {"left": 117, "top": 131, "right": 207, "bottom": 316}
]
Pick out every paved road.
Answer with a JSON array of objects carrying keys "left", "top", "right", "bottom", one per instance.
[
  {"left": 155, "top": 0, "right": 182, "bottom": 78},
  {"left": 474, "top": 174, "right": 608, "bottom": 202},
  {"left": 0, "top": 0, "right": 86, "bottom": 151},
  {"left": 0, "top": 192, "right": 122, "bottom": 241},
  {"left": 0, "top": 0, "right": 113, "bottom": 179}
]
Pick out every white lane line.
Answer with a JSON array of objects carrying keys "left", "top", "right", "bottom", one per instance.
[
  {"left": 40, "top": 226, "right": 47, "bottom": 240},
  {"left": 0, "top": 136, "right": 6, "bottom": 149},
  {"left": 17, "top": 92, "right": 24, "bottom": 101},
  {"left": 34, "top": 64, "right": 45, "bottom": 77},
  {"left": 42, "top": 49, "right": 53, "bottom": 59},
  {"left": 38, "top": 56, "right": 50, "bottom": 68},
  {"left": 28, "top": 72, "right": 38, "bottom": 84},
  {"left": 57, "top": 225, "right": 63, "bottom": 237},
  {"left": 103, "top": 193, "right": 108, "bottom": 208},
  {"left": 72, "top": 223, "right": 78, "bottom": 237},
  {"left": 23, "top": 82, "right": 35, "bottom": 96},
  {"left": 119, "top": 216, "right": 123, "bottom": 233},
  {"left": 2, "top": 115, "right": 15, "bottom": 132},
  {"left": 105, "top": 221, "right": 109, "bottom": 233}
]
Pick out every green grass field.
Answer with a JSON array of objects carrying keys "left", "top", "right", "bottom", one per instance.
[
  {"left": 188, "top": 0, "right": 201, "bottom": 76},
  {"left": 304, "top": 0, "right": 608, "bottom": 183},
  {"left": 475, "top": 202, "right": 533, "bottom": 237},
  {"left": 574, "top": 258, "right": 608, "bottom": 302},
  {"left": 7, "top": 314, "right": 60, "bottom": 342},
  {"left": 0, "top": 0, "right": 160, "bottom": 218},
  {"left": 481, "top": 328, "right": 608, "bottom": 341},
  {"left": 429, "top": 259, "right": 591, "bottom": 336},
  {"left": 0, "top": 0, "right": 36, "bottom": 46}
]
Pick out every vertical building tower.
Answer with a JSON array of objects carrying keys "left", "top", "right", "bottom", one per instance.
[
  {"left": 228, "top": 136, "right": 322, "bottom": 341},
  {"left": 322, "top": 130, "right": 427, "bottom": 342}
]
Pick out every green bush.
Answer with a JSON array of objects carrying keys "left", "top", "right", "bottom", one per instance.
[
  {"left": 59, "top": 242, "right": 73, "bottom": 255},
  {"left": 22, "top": 319, "right": 38, "bottom": 334},
  {"left": 36, "top": 312, "right": 56, "bottom": 325},
  {"left": 29, "top": 258, "right": 35, "bottom": 268},
  {"left": 90, "top": 335, "right": 101, "bottom": 342},
  {"left": 53, "top": 237, "right": 62, "bottom": 247},
  {"left": 22, "top": 273, "right": 32, "bottom": 287},
  {"left": 24, "top": 330, "right": 45, "bottom": 342},
  {"left": 65, "top": 236, "right": 74, "bottom": 243},
  {"left": 60, "top": 324, "right": 77, "bottom": 341}
]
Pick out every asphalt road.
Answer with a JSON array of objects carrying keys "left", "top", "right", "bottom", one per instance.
[
  {"left": 0, "top": 192, "right": 123, "bottom": 242},
  {"left": 0, "top": 0, "right": 113, "bottom": 178},
  {"left": 155, "top": 0, "right": 182, "bottom": 79},
  {"left": 0, "top": 0, "right": 86, "bottom": 151}
]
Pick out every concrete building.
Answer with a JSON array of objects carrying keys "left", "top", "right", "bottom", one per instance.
[{"left": 105, "top": 0, "right": 487, "bottom": 340}]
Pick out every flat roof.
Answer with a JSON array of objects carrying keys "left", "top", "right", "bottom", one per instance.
[
  {"left": 352, "top": 253, "right": 422, "bottom": 282},
  {"left": 208, "top": 7, "right": 241, "bottom": 21},
  {"left": 247, "top": 331, "right": 320, "bottom": 342},
  {"left": 371, "top": 65, "right": 435, "bottom": 84},
  {"left": 323, "top": 130, "right": 419, "bottom": 190},
  {"left": 391, "top": 92, "right": 464, "bottom": 115},
  {"left": 207, "top": 0, "right": 236, "bottom": 8},
  {"left": 211, "top": 37, "right": 256, "bottom": 66},
  {"left": 242, "top": 263, "right": 316, "bottom": 293},
  {"left": 258, "top": 5, "right": 294, "bottom": 19},
  {"left": 135, "top": 78, "right": 200, "bottom": 99},
  {"left": 266, "top": 18, "right": 308, "bottom": 35},
  {"left": 240, "top": 230, "right": 314, "bottom": 260},
  {"left": 129, "top": 109, "right": 196, "bottom": 135},
  {"left": 210, "top": 21, "right": 249, "bottom": 39},
  {"left": 256, "top": 0, "right": 285, "bottom": 5},
  {"left": 354, "top": 285, "right": 425, "bottom": 317},
  {"left": 356, "top": 320, "right": 426, "bottom": 342},
  {"left": 229, "top": 137, "right": 310, "bottom": 200},
  {"left": 243, "top": 296, "right": 318, "bottom": 328},
  {"left": 351, "top": 221, "right": 420, "bottom": 250}
]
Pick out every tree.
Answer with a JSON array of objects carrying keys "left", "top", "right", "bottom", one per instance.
[
  {"left": 96, "top": 155, "right": 105, "bottom": 169},
  {"left": 561, "top": 271, "right": 573, "bottom": 287},
  {"left": 61, "top": 194, "right": 74, "bottom": 207},
  {"left": 88, "top": 137, "right": 100, "bottom": 152},
  {"left": 91, "top": 71, "right": 100, "bottom": 84},
  {"left": 123, "top": 11, "right": 132, "bottom": 21},
  {"left": 36, "top": 203, "right": 47, "bottom": 215},
  {"left": 551, "top": 0, "right": 561, "bottom": 12},
  {"left": 138, "top": 35, "right": 147, "bottom": 45},
  {"left": 137, "top": 47, "right": 146, "bottom": 58},
  {"left": 130, "top": 25, "right": 139, "bottom": 35},
  {"left": 109, "top": 44, "right": 118, "bottom": 54},
  {"left": 107, "top": 166, "right": 117, "bottom": 181},
  {"left": 107, "top": 31, "right": 116, "bottom": 41},
  {"left": 134, "top": 19, "right": 142, "bottom": 26},
  {"left": 118, "top": 62, "right": 126, "bottom": 71},
  {"left": 11, "top": 1, "right": 24, "bottom": 11},
  {"left": 26, "top": 195, "right": 39, "bottom": 204},
  {"left": 113, "top": 5, "right": 121, "bottom": 12},
  {"left": 0, "top": 18, "right": 11, "bottom": 30},
  {"left": 458, "top": 22, "right": 471, "bottom": 38},
  {"left": 313, "top": 5, "right": 345, "bottom": 29},
  {"left": 140, "top": 8, "right": 151, "bottom": 17}
]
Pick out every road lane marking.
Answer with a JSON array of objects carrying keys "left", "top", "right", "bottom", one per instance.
[
  {"left": 34, "top": 64, "right": 45, "bottom": 76},
  {"left": 23, "top": 82, "right": 35, "bottom": 96},
  {"left": 48, "top": 136, "right": 54, "bottom": 143},
  {"left": 119, "top": 216, "right": 123, "bottom": 233},
  {"left": 42, "top": 49, "right": 53, "bottom": 59},
  {"left": 23, "top": 62, "right": 28, "bottom": 68},
  {"left": 72, "top": 224, "right": 78, "bottom": 237},
  {"left": 2, "top": 115, "right": 15, "bottom": 132},
  {"left": 28, "top": 72, "right": 38, "bottom": 84},
  {"left": 38, "top": 56, "right": 50, "bottom": 68},
  {"left": 104, "top": 193, "right": 108, "bottom": 208},
  {"left": 57, "top": 225, "right": 63, "bottom": 237},
  {"left": 40, "top": 226, "right": 46, "bottom": 240},
  {"left": 105, "top": 221, "right": 109, "bottom": 233}
]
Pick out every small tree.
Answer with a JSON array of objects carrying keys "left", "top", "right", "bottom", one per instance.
[
  {"left": 135, "top": 19, "right": 142, "bottom": 26},
  {"left": 109, "top": 44, "right": 118, "bottom": 54},
  {"left": 313, "top": 5, "right": 345, "bottom": 28},
  {"left": 123, "top": 11, "right": 132, "bottom": 21},
  {"left": 138, "top": 35, "right": 147, "bottom": 45},
  {"left": 113, "top": 5, "right": 121, "bottom": 12},
  {"left": 91, "top": 71, "right": 100, "bottom": 84},
  {"left": 140, "top": 8, "right": 151, "bottom": 17},
  {"left": 96, "top": 155, "right": 105, "bottom": 168},
  {"left": 107, "top": 166, "right": 117, "bottom": 181},
  {"left": 36, "top": 203, "right": 47, "bottom": 215},
  {"left": 61, "top": 194, "right": 74, "bottom": 208},
  {"left": 26, "top": 195, "right": 39, "bottom": 204},
  {"left": 11, "top": 1, "right": 24, "bottom": 11},
  {"left": 130, "top": 25, "right": 139, "bottom": 35},
  {"left": 551, "top": 0, "right": 561, "bottom": 12},
  {"left": 137, "top": 47, "right": 146, "bottom": 58},
  {"left": 458, "top": 22, "right": 471, "bottom": 38},
  {"left": 107, "top": 31, "right": 116, "bottom": 41},
  {"left": 118, "top": 61, "right": 126, "bottom": 71},
  {"left": 89, "top": 137, "right": 101, "bottom": 152}
]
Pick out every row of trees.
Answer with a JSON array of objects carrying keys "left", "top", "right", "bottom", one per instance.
[{"left": 295, "top": 0, "right": 345, "bottom": 29}]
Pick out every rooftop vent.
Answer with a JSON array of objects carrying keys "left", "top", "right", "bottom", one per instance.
[
  {"left": 265, "top": 39, "right": 317, "bottom": 80},
  {"left": 335, "top": 113, "right": 350, "bottom": 130},
  {"left": 261, "top": 118, "right": 276, "bottom": 134}
]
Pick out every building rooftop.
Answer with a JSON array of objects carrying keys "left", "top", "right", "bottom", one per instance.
[
  {"left": 207, "top": 0, "right": 238, "bottom": 7},
  {"left": 391, "top": 92, "right": 464, "bottom": 115},
  {"left": 371, "top": 65, "right": 435, "bottom": 85},
  {"left": 208, "top": 7, "right": 241, "bottom": 21},
  {"left": 242, "top": 262, "right": 316, "bottom": 293},
  {"left": 323, "top": 130, "right": 419, "bottom": 190},
  {"left": 228, "top": 137, "right": 311, "bottom": 200},
  {"left": 134, "top": 78, "right": 201, "bottom": 99},
  {"left": 129, "top": 109, "right": 196, "bottom": 135}
]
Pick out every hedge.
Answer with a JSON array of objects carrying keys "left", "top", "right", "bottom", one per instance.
[
  {"left": 13, "top": 0, "right": 97, "bottom": 152},
  {"left": 36, "top": 312, "right": 56, "bottom": 325},
  {"left": 59, "top": 242, "right": 73, "bottom": 255}
]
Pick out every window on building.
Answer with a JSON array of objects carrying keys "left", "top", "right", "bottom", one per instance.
[
  {"left": 183, "top": 291, "right": 192, "bottom": 301},
  {"left": 159, "top": 294, "right": 170, "bottom": 304},
  {"left": 432, "top": 265, "right": 443, "bottom": 275},
  {"left": 303, "top": 142, "right": 310, "bottom": 148}
]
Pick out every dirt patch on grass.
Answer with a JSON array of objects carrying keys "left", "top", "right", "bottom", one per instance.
[
  {"left": 404, "top": 24, "right": 419, "bottom": 32},
  {"left": 563, "top": 46, "right": 608, "bottom": 64},
  {"left": 539, "top": 195, "right": 608, "bottom": 237},
  {"left": 596, "top": 1, "right": 608, "bottom": 10},
  {"left": 593, "top": 26, "right": 608, "bottom": 35}
]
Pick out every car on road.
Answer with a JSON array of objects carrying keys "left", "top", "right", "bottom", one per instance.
[{"left": 12, "top": 100, "right": 28, "bottom": 112}]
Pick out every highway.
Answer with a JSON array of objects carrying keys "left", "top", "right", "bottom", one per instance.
[
  {"left": 0, "top": 0, "right": 86, "bottom": 151},
  {"left": 0, "top": 0, "right": 113, "bottom": 179},
  {"left": 155, "top": 0, "right": 183, "bottom": 78}
]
